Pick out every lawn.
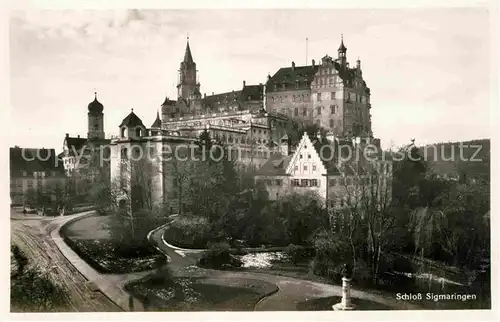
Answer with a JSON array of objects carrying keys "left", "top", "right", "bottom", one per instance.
[
  {"left": 126, "top": 274, "right": 278, "bottom": 311},
  {"left": 62, "top": 215, "right": 111, "bottom": 240},
  {"left": 297, "top": 296, "right": 393, "bottom": 311},
  {"left": 61, "top": 214, "right": 166, "bottom": 274}
]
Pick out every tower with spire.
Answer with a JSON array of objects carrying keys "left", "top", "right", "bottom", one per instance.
[
  {"left": 337, "top": 34, "right": 347, "bottom": 66},
  {"left": 177, "top": 37, "right": 201, "bottom": 101},
  {"left": 87, "top": 92, "right": 105, "bottom": 140}
]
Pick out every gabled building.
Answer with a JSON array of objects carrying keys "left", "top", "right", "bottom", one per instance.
[{"left": 255, "top": 132, "right": 392, "bottom": 212}]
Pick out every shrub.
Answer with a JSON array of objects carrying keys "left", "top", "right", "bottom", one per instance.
[
  {"left": 167, "top": 216, "right": 212, "bottom": 248},
  {"left": 284, "top": 244, "right": 302, "bottom": 266},
  {"left": 198, "top": 242, "right": 242, "bottom": 269}
]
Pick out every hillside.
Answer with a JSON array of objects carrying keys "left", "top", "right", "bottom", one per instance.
[{"left": 418, "top": 139, "right": 490, "bottom": 181}]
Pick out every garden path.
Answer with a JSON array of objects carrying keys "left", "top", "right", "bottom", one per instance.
[
  {"left": 152, "top": 222, "right": 422, "bottom": 311},
  {"left": 48, "top": 212, "right": 149, "bottom": 311}
]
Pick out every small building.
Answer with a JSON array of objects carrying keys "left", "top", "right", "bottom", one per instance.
[{"left": 10, "top": 147, "right": 66, "bottom": 206}]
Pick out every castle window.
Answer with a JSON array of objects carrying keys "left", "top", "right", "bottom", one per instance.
[
  {"left": 303, "top": 165, "right": 308, "bottom": 171},
  {"left": 330, "top": 119, "right": 334, "bottom": 128},
  {"left": 135, "top": 128, "right": 141, "bottom": 137},
  {"left": 303, "top": 108, "right": 307, "bottom": 117},
  {"left": 330, "top": 105, "right": 336, "bottom": 114},
  {"left": 316, "top": 106, "right": 321, "bottom": 115},
  {"left": 329, "top": 178, "right": 337, "bottom": 186},
  {"left": 294, "top": 107, "right": 298, "bottom": 116},
  {"left": 311, "top": 179, "right": 318, "bottom": 187},
  {"left": 308, "top": 154, "right": 311, "bottom": 159},
  {"left": 121, "top": 147, "right": 128, "bottom": 160},
  {"left": 312, "top": 164, "right": 317, "bottom": 171},
  {"left": 121, "top": 127, "right": 126, "bottom": 138},
  {"left": 317, "top": 93, "right": 322, "bottom": 101},
  {"left": 301, "top": 179, "right": 309, "bottom": 187},
  {"left": 294, "top": 165, "right": 298, "bottom": 171},
  {"left": 331, "top": 92, "right": 336, "bottom": 100},
  {"left": 291, "top": 179, "right": 300, "bottom": 186}
]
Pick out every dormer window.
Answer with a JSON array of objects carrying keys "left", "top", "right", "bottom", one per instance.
[
  {"left": 135, "top": 128, "right": 141, "bottom": 137},
  {"left": 121, "top": 127, "right": 126, "bottom": 138}
]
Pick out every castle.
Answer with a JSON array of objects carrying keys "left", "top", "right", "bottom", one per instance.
[{"left": 59, "top": 35, "right": 380, "bottom": 211}]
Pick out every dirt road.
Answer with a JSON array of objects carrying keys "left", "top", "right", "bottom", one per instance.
[{"left": 10, "top": 216, "right": 121, "bottom": 312}]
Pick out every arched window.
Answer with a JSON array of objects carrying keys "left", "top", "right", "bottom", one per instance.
[
  {"left": 103, "top": 147, "right": 110, "bottom": 159},
  {"left": 121, "top": 147, "right": 128, "bottom": 160},
  {"left": 135, "top": 128, "right": 141, "bottom": 137},
  {"left": 121, "top": 127, "right": 126, "bottom": 138}
]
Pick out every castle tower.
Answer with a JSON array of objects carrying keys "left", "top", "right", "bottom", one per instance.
[
  {"left": 87, "top": 92, "right": 105, "bottom": 140},
  {"left": 338, "top": 34, "right": 347, "bottom": 66},
  {"left": 177, "top": 38, "right": 201, "bottom": 100}
]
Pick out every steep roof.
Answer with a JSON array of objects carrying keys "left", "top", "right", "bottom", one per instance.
[
  {"left": 151, "top": 111, "right": 162, "bottom": 128},
  {"left": 201, "top": 84, "right": 264, "bottom": 110},
  {"left": 338, "top": 35, "right": 347, "bottom": 52},
  {"left": 161, "top": 96, "right": 176, "bottom": 106},
  {"left": 258, "top": 133, "right": 386, "bottom": 177},
  {"left": 183, "top": 40, "right": 194, "bottom": 64},
  {"left": 10, "top": 147, "right": 65, "bottom": 177},
  {"left": 241, "top": 84, "right": 263, "bottom": 101},
  {"left": 64, "top": 137, "right": 88, "bottom": 156},
  {"left": 256, "top": 154, "right": 293, "bottom": 176},
  {"left": 266, "top": 65, "right": 318, "bottom": 90},
  {"left": 120, "top": 110, "right": 144, "bottom": 127}
]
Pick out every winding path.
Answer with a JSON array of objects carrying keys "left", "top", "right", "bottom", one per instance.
[
  {"left": 150, "top": 220, "right": 421, "bottom": 310},
  {"left": 16, "top": 210, "right": 420, "bottom": 311},
  {"left": 11, "top": 210, "right": 152, "bottom": 312}
]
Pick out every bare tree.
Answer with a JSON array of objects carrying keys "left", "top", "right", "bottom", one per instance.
[{"left": 339, "top": 158, "right": 394, "bottom": 284}]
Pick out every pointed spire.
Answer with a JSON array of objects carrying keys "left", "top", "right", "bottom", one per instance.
[
  {"left": 94, "top": 91, "right": 97, "bottom": 100},
  {"left": 151, "top": 110, "right": 162, "bottom": 128},
  {"left": 338, "top": 34, "right": 347, "bottom": 52},
  {"left": 183, "top": 37, "right": 194, "bottom": 64}
]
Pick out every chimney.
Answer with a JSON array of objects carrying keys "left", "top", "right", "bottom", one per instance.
[
  {"left": 65, "top": 133, "right": 69, "bottom": 138},
  {"left": 356, "top": 59, "right": 361, "bottom": 70},
  {"left": 267, "top": 73, "right": 271, "bottom": 80},
  {"left": 77, "top": 135, "right": 80, "bottom": 138},
  {"left": 312, "top": 59, "right": 315, "bottom": 66},
  {"left": 212, "top": 92, "right": 214, "bottom": 95},
  {"left": 243, "top": 80, "right": 246, "bottom": 87},
  {"left": 291, "top": 61, "right": 295, "bottom": 71},
  {"left": 204, "top": 93, "right": 206, "bottom": 98}
]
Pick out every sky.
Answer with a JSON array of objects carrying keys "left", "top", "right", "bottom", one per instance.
[{"left": 8, "top": 8, "right": 493, "bottom": 151}]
